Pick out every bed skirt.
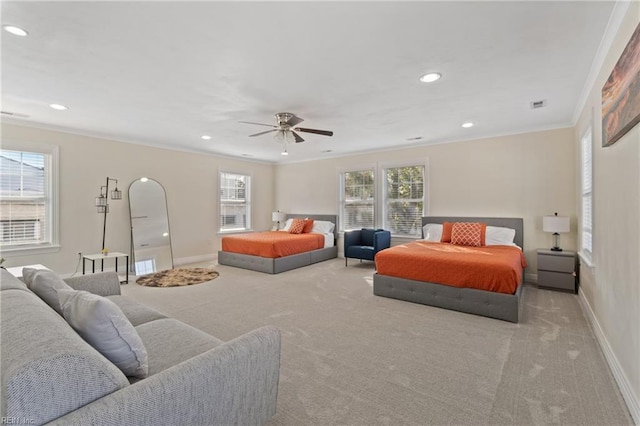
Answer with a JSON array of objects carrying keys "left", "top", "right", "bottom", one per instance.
[
  {"left": 218, "top": 246, "right": 338, "bottom": 274},
  {"left": 373, "top": 272, "right": 523, "bottom": 323}
]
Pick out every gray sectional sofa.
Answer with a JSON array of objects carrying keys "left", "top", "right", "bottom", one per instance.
[{"left": 0, "top": 268, "right": 281, "bottom": 425}]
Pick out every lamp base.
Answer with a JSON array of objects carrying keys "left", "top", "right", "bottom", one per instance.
[{"left": 550, "top": 232, "right": 562, "bottom": 252}]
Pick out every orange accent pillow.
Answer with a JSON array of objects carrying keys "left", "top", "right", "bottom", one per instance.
[
  {"left": 441, "top": 222, "right": 453, "bottom": 243},
  {"left": 450, "top": 222, "right": 487, "bottom": 247},
  {"left": 302, "top": 218, "right": 314, "bottom": 233},
  {"left": 289, "top": 218, "right": 305, "bottom": 234}
]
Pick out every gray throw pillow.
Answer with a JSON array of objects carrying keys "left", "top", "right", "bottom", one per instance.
[
  {"left": 21, "top": 267, "right": 39, "bottom": 285},
  {"left": 25, "top": 269, "right": 73, "bottom": 315},
  {"left": 57, "top": 289, "right": 149, "bottom": 378}
]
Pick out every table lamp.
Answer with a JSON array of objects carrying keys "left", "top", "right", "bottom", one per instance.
[
  {"left": 272, "top": 211, "right": 286, "bottom": 230},
  {"left": 543, "top": 213, "right": 570, "bottom": 251}
]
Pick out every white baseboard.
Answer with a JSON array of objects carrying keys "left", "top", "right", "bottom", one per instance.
[
  {"left": 524, "top": 272, "right": 537, "bottom": 283},
  {"left": 578, "top": 288, "right": 640, "bottom": 424},
  {"left": 174, "top": 254, "right": 217, "bottom": 266}
]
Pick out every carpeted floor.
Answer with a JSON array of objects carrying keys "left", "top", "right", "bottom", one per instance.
[{"left": 121, "top": 258, "right": 633, "bottom": 425}]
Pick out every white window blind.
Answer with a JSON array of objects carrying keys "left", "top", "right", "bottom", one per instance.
[
  {"left": 383, "top": 165, "right": 425, "bottom": 236},
  {"left": 0, "top": 149, "right": 52, "bottom": 249},
  {"left": 580, "top": 128, "right": 593, "bottom": 261},
  {"left": 340, "top": 169, "right": 375, "bottom": 231},
  {"left": 219, "top": 171, "right": 251, "bottom": 231}
]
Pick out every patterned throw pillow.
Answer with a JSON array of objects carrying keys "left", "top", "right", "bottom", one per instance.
[
  {"left": 450, "top": 222, "right": 487, "bottom": 247},
  {"left": 302, "top": 218, "right": 315, "bottom": 233},
  {"left": 289, "top": 218, "right": 305, "bottom": 234}
]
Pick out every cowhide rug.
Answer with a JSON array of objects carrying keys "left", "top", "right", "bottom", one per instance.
[{"left": 135, "top": 268, "right": 219, "bottom": 287}]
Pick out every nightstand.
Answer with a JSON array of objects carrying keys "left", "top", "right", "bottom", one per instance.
[{"left": 537, "top": 249, "right": 577, "bottom": 293}]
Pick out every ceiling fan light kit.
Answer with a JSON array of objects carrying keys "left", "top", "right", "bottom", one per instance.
[{"left": 240, "top": 112, "right": 333, "bottom": 154}]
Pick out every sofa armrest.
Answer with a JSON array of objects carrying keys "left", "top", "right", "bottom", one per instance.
[
  {"left": 48, "top": 325, "right": 281, "bottom": 426},
  {"left": 344, "top": 229, "right": 362, "bottom": 249},
  {"left": 63, "top": 272, "right": 121, "bottom": 296},
  {"left": 373, "top": 230, "right": 391, "bottom": 252}
]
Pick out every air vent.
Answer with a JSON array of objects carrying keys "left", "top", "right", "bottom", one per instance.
[
  {"left": 1, "top": 110, "right": 30, "bottom": 118},
  {"left": 530, "top": 100, "right": 546, "bottom": 109}
]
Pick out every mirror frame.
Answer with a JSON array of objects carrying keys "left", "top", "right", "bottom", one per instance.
[{"left": 128, "top": 177, "right": 174, "bottom": 274}]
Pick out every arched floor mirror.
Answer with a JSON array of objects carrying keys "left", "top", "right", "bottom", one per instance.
[{"left": 129, "top": 177, "right": 174, "bottom": 275}]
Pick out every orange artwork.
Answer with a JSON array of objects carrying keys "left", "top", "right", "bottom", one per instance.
[{"left": 602, "top": 22, "right": 640, "bottom": 147}]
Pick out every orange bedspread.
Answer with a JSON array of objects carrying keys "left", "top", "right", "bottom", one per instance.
[
  {"left": 375, "top": 241, "right": 527, "bottom": 294},
  {"left": 222, "top": 231, "right": 325, "bottom": 258}
]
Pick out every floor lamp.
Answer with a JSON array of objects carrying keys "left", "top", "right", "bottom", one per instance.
[{"left": 95, "top": 177, "right": 122, "bottom": 252}]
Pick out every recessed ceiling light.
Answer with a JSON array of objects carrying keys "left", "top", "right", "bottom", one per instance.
[
  {"left": 3, "top": 25, "right": 28, "bottom": 37},
  {"left": 461, "top": 122, "right": 474, "bottom": 128},
  {"left": 49, "top": 104, "right": 68, "bottom": 111},
  {"left": 419, "top": 72, "right": 441, "bottom": 83},
  {"left": 201, "top": 135, "right": 211, "bottom": 140},
  {"left": 162, "top": 232, "right": 169, "bottom": 237}
]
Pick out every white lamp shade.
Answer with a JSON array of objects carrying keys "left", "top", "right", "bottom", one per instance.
[
  {"left": 272, "top": 211, "right": 286, "bottom": 222},
  {"left": 543, "top": 215, "right": 570, "bottom": 233}
]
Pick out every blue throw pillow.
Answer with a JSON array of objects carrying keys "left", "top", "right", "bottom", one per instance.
[{"left": 360, "top": 228, "right": 376, "bottom": 246}]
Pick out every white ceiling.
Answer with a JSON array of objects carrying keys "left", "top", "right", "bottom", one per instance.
[{"left": 1, "top": 1, "right": 615, "bottom": 164}]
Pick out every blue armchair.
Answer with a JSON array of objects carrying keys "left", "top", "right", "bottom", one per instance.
[{"left": 344, "top": 228, "right": 391, "bottom": 266}]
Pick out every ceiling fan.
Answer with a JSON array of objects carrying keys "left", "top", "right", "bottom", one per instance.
[{"left": 240, "top": 112, "right": 333, "bottom": 143}]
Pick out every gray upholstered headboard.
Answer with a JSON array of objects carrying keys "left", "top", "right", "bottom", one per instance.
[
  {"left": 286, "top": 214, "right": 339, "bottom": 245},
  {"left": 422, "top": 216, "right": 524, "bottom": 249}
]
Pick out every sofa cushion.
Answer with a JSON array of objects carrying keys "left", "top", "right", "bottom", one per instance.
[
  {"left": 135, "top": 318, "right": 223, "bottom": 377},
  {"left": 25, "top": 268, "right": 73, "bottom": 315},
  {"left": 1, "top": 287, "right": 129, "bottom": 425},
  {"left": 107, "top": 295, "right": 168, "bottom": 326},
  {"left": 58, "top": 289, "right": 149, "bottom": 378},
  {"left": 0, "top": 270, "right": 29, "bottom": 292}
]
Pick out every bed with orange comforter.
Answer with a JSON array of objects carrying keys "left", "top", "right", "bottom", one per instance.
[
  {"left": 373, "top": 216, "right": 526, "bottom": 322},
  {"left": 218, "top": 214, "right": 338, "bottom": 274},
  {"left": 222, "top": 231, "right": 325, "bottom": 258}
]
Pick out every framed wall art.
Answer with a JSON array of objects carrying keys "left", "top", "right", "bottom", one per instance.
[{"left": 602, "top": 21, "right": 640, "bottom": 147}]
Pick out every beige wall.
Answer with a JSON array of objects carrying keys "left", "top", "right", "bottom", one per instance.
[
  {"left": 574, "top": 3, "right": 640, "bottom": 420},
  {"left": 276, "top": 127, "right": 577, "bottom": 275},
  {"left": 1, "top": 123, "right": 275, "bottom": 273}
]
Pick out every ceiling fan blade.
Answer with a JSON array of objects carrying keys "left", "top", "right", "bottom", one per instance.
[
  {"left": 239, "top": 121, "right": 277, "bottom": 128},
  {"left": 293, "top": 127, "right": 334, "bottom": 137},
  {"left": 286, "top": 115, "right": 304, "bottom": 127},
  {"left": 291, "top": 130, "right": 305, "bottom": 143},
  {"left": 249, "top": 129, "right": 278, "bottom": 137}
]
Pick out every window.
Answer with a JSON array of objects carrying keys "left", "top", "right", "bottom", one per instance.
[
  {"left": 134, "top": 259, "right": 156, "bottom": 275},
  {"left": 219, "top": 171, "right": 251, "bottom": 232},
  {"left": 0, "top": 145, "right": 58, "bottom": 252},
  {"left": 580, "top": 127, "right": 593, "bottom": 263},
  {"left": 340, "top": 169, "right": 374, "bottom": 231},
  {"left": 383, "top": 165, "right": 425, "bottom": 237}
]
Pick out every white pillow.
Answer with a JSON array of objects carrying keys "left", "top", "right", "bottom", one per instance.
[
  {"left": 422, "top": 223, "right": 443, "bottom": 241},
  {"left": 281, "top": 218, "right": 294, "bottom": 231},
  {"left": 57, "top": 289, "right": 149, "bottom": 378},
  {"left": 311, "top": 220, "right": 335, "bottom": 234},
  {"left": 485, "top": 225, "right": 516, "bottom": 246}
]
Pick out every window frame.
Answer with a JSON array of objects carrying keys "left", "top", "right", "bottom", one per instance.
[
  {"left": 218, "top": 170, "right": 252, "bottom": 233},
  {"left": 579, "top": 126, "right": 594, "bottom": 266},
  {"left": 0, "top": 141, "right": 60, "bottom": 255},
  {"left": 338, "top": 166, "right": 376, "bottom": 232},
  {"left": 380, "top": 160, "right": 429, "bottom": 238}
]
